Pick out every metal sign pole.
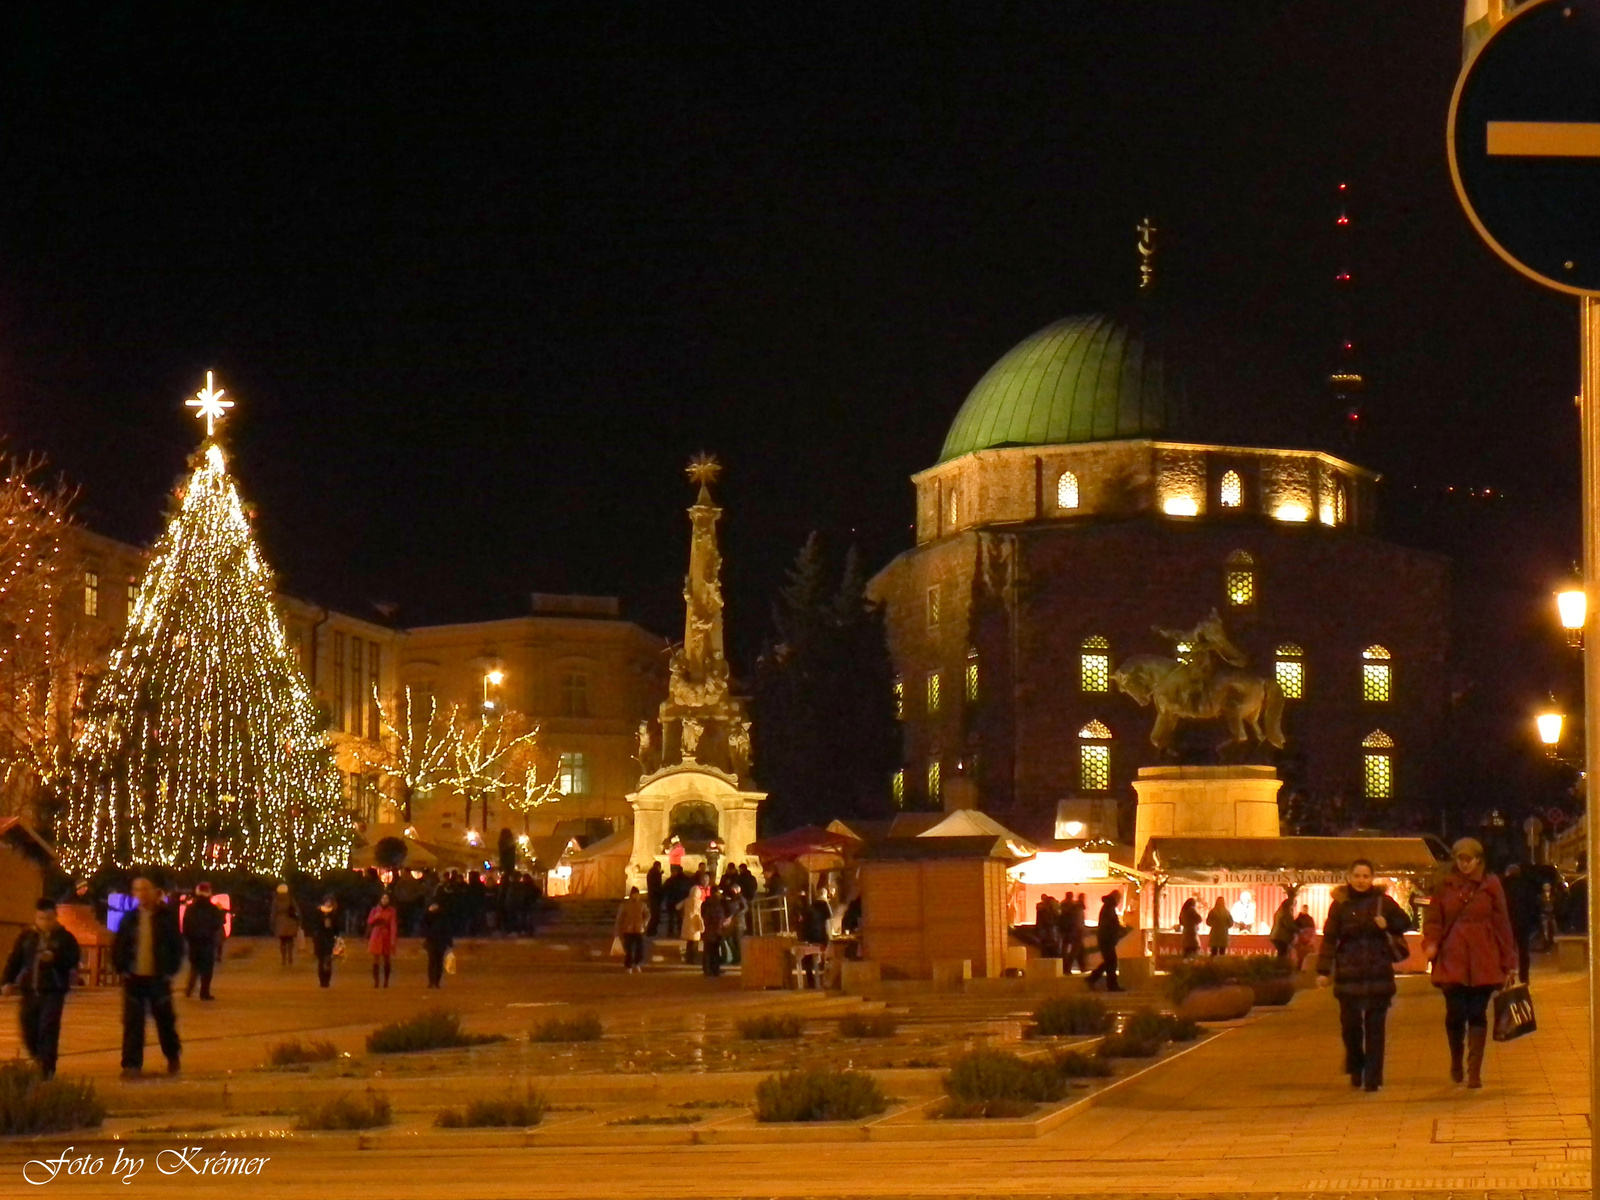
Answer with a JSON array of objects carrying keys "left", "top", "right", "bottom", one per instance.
[{"left": 1581, "top": 296, "right": 1600, "bottom": 1144}]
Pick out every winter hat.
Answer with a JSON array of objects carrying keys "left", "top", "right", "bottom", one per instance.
[
  {"left": 195, "top": 881, "right": 213, "bottom": 896},
  {"left": 1451, "top": 837, "right": 1485, "bottom": 860}
]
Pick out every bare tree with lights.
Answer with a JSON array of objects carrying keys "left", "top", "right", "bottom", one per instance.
[
  {"left": 372, "top": 685, "right": 457, "bottom": 822},
  {"left": 59, "top": 375, "right": 349, "bottom": 875},
  {"left": 441, "top": 710, "right": 552, "bottom": 833}
]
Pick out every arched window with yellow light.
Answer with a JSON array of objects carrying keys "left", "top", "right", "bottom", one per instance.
[
  {"left": 1274, "top": 643, "right": 1305, "bottom": 700},
  {"left": 1362, "top": 729, "right": 1394, "bottom": 800},
  {"left": 965, "top": 647, "right": 979, "bottom": 703},
  {"left": 1219, "top": 470, "right": 1243, "bottom": 509},
  {"left": 1225, "top": 550, "right": 1255, "bottom": 608},
  {"left": 1057, "top": 471, "right": 1079, "bottom": 510},
  {"left": 1362, "top": 645, "right": 1391, "bottom": 702},
  {"left": 1080, "top": 635, "right": 1110, "bottom": 693},
  {"left": 1079, "top": 719, "right": 1112, "bottom": 792}
]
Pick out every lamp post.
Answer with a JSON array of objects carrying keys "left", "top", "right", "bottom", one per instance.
[
  {"left": 483, "top": 669, "right": 504, "bottom": 712},
  {"left": 1537, "top": 708, "right": 1565, "bottom": 757}
]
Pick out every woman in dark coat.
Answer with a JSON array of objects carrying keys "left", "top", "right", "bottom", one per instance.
[
  {"left": 419, "top": 899, "right": 453, "bottom": 989},
  {"left": 309, "top": 897, "right": 341, "bottom": 989},
  {"left": 1316, "top": 858, "right": 1412, "bottom": 1091},
  {"left": 1177, "top": 898, "right": 1202, "bottom": 957},
  {"left": 1422, "top": 837, "right": 1517, "bottom": 1088}
]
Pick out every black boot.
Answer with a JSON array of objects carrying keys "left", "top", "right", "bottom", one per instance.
[
  {"left": 1466, "top": 1027, "right": 1487, "bottom": 1089},
  {"left": 1448, "top": 1025, "right": 1465, "bottom": 1084}
]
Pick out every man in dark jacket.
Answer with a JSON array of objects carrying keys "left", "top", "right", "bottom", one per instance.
[
  {"left": 1, "top": 899, "right": 81, "bottom": 1079},
  {"left": 1084, "top": 892, "right": 1127, "bottom": 992},
  {"left": 644, "top": 862, "right": 664, "bottom": 937},
  {"left": 661, "top": 865, "right": 689, "bottom": 938},
  {"left": 182, "top": 882, "right": 225, "bottom": 1000},
  {"left": 700, "top": 891, "right": 727, "bottom": 977},
  {"left": 110, "top": 876, "right": 185, "bottom": 1078},
  {"left": 419, "top": 900, "right": 453, "bottom": 989}
]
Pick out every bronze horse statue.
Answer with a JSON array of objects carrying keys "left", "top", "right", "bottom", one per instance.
[{"left": 1110, "top": 609, "right": 1285, "bottom": 755}]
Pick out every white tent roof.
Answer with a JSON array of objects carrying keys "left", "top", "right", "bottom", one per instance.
[{"left": 918, "top": 810, "right": 1036, "bottom": 856}]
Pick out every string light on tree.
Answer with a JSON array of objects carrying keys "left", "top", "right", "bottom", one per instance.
[{"left": 60, "top": 373, "right": 347, "bottom": 875}]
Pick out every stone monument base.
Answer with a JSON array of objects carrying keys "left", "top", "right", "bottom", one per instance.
[{"left": 1132, "top": 764, "right": 1281, "bottom": 863}]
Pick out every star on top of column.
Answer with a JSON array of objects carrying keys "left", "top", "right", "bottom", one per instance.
[
  {"left": 686, "top": 452, "right": 722, "bottom": 486},
  {"left": 186, "top": 370, "right": 234, "bottom": 437}
]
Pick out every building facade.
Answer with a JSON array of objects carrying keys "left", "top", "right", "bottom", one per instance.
[{"left": 869, "top": 312, "right": 1451, "bottom": 842}]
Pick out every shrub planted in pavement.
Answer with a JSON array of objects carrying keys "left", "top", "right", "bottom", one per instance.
[
  {"left": 737, "top": 1013, "right": 805, "bottom": 1040},
  {"left": 754, "top": 1067, "right": 887, "bottom": 1122},
  {"left": 268, "top": 1038, "right": 339, "bottom": 1066},
  {"left": 366, "top": 1008, "right": 505, "bottom": 1054},
  {"left": 435, "top": 1090, "right": 547, "bottom": 1128},
  {"left": 943, "top": 1049, "right": 1066, "bottom": 1105},
  {"left": 299, "top": 1090, "right": 392, "bottom": 1130},
  {"left": 1095, "top": 1033, "right": 1162, "bottom": 1059},
  {"left": 1030, "top": 995, "right": 1111, "bottom": 1037},
  {"left": 0, "top": 1063, "right": 104, "bottom": 1135},
  {"left": 529, "top": 1012, "right": 604, "bottom": 1043},
  {"left": 1052, "top": 1049, "right": 1114, "bottom": 1078},
  {"left": 837, "top": 1012, "right": 898, "bottom": 1039}
]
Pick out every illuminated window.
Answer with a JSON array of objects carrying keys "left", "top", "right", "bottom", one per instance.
[
  {"left": 84, "top": 572, "right": 99, "bottom": 616},
  {"left": 965, "top": 648, "right": 979, "bottom": 703},
  {"left": 333, "top": 632, "right": 347, "bottom": 733},
  {"left": 1220, "top": 470, "right": 1242, "bottom": 508},
  {"left": 1057, "top": 471, "right": 1079, "bottom": 510},
  {"left": 1080, "top": 635, "right": 1110, "bottom": 693},
  {"left": 557, "top": 752, "right": 590, "bottom": 796},
  {"left": 368, "top": 643, "right": 381, "bottom": 740},
  {"left": 927, "top": 759, "right": 942, "bottom": 806},
  {"left": 350, "top": 636, "right": 365, "bottom": 738},
  {"left": 948, "top": 487, "right": 959, "bottom": 525},
  {"left": 926, "top": 671, "right": 941, "bottom": 714},
  {"left": 926, "top": 586, "right": 940, "bottom": 630},
  {"left": 1274, "top": 643, "right": 1305, "bottom": 700},
  {"left": 126, "top": 580, "right": 136, "bottom": 618},
  {"left": 892, "top": 677, "right": 904, "bottom": 719},
  {"left": 561, "top": 671, "right": 590, "bottom": 718},
  {"left": 1362, "top": 645, "right": 1391, "bottom": 702},
  {"left": 1225, "top": 550, "right": 1255, "bottom": 608},
  {"left": 1078, "top": 720, "right": 1112, "bottom": 792},
  {"left": 1362, "top": 730, "right": 1394, "bottom": 800},
  {"left": 891, "top": 769, "right": 905, "bottom": 808}
]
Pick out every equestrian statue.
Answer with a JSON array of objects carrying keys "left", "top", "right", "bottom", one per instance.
[{"left": 1110, "top": 609, "right": 1285, "bottom": 756}]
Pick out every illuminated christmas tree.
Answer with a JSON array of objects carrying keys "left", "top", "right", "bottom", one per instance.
[{"left": 60, "top": 374, "right": 348, "bottom": 875}]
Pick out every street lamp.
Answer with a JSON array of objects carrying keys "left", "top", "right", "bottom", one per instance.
[
  {"left": 1556, "top": 584, "right": 1586, "bottom": 648},
  {"left": 1537, "top": 708, "right": 1565, "bottom": 754},
  {"left": 483, "top": 669, "right": 504, "bottom": 711}
]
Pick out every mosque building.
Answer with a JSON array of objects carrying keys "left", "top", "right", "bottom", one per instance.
[{"left": 867, "top": 234, "right": 1451, "bottom": 844}]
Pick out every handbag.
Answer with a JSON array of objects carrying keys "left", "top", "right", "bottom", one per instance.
[
  {"left": 444, "top": 949, "right": 458, "bottom": 976},
  {"left": 332, "top": 935, "right": 346, "bottom": 958},
  {"left": 1492, "top": 982, "right": 1536, "bottom": 1041},
  {"left": 1376, "top": 900, "right": 1409, "bottom": 964}
]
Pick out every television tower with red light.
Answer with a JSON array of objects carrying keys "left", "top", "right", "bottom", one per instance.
[{"left": 1329, "top": 181, "right": 1364, "bottom": 448}]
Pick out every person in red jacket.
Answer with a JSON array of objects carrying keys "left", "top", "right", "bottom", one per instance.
[
  {"left": 1422, "top": 838, "right": 1517, "bottom": 1089},
  {"left": 366, "top": 893, "right": 400, "bottom": 988}
]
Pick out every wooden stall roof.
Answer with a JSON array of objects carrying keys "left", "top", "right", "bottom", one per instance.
[
  {"left": 0, "top": 817, "right": 56, "bottom": 865},
  {"left": 1140, "top": 836, "right": 1440, "bottom": 876},
  {"left": 859, "top": 835, "right": 1029, "bottom": 864}
]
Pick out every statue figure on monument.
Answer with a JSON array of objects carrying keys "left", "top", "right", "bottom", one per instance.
[
  {"left": 1111, "top": 608, "right": 1286, "bottom": 755},
  {"left": 681, "top": 717, "right": 704, "bottom": 761},
  {"left": 728, "top": 719, "right": 752, "bottom": 778}
]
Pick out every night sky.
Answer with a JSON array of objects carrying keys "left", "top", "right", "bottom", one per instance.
[{"left": 0, "top": 4, "right": 1583, "bottom": 682}]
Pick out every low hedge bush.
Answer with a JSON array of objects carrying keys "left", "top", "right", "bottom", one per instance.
[
  {"left": 754, "top": 1067, "right": 887, "bottom": 1122},
  {"left": 1029, "top": 995, "right": 1111, "bottom": 1037},
  {"left": 366, "top": 1009, "right": 505, "bottom": 1054},
  {"left": 1053, "top": 1049, "right": 1115, "bottom": 1078},
  {"left": 944, "top": 1049, "right": 1067, "bottom": 1105},
  {"left": 435, "top": 1090, "right": 547, "bottom": 1128},
  {"left": 299, "top": 1090, "right": 392, "bottom": 1130},
  {"left": 0, "top": 1063, "right": 105, "bottom": 1135},
  {"left": 1095, "top": 1034, "right": 1162, "bottom": 1059},
  {"left": 268, "top": 1038, "right": 339, "bottom": 1066},
  {"left": 737, "top": 1013, "right": 805, "bottom": 1040},
  {"left": 529, "top": 1012, "right": 604, "bottom": 1043},
  {"left": 837, "top": 1012, "right": 899, "bottom": 1039},
  {"left": 1164, "top": 956, "right": 1288, "bottom": 1002}
]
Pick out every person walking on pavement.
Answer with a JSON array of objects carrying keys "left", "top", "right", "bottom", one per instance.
[
  {"left": 1, "top": 899, "right": 81, "bottom": 1080},
  {"left": 1422, "top": 837, "right": 1517, "bottom": 1089},
  {"left": 644, "top": 863, "right": 664, "bottom": 937},
  {"left": 1178, "top": 898, "right": 1202, "bottom": 957},
  {"left": 661, "top": 864, "right": 689, "bottom": 939},
  {"left": 309, "top": 896, "right": 341, "bottom": 988},
  {"left": 615, "top": 886, "right": 650, "bottom": 973},
  {"left": 366, "top": 892, "right": 400, "bottom": 988},
  {"left": 1085, "top": 891, "right": 1127, "bottom": 991},
  {"left": 679, "top": 870, "right": 708, "bottom": 965},
  {"left": 182, "top": 882, "right": 225, "bottom": 1000},
  {"left": 1270, "top": 897, "right": 1297, "bottom": 961},
  {"left": 111, "top": 876, "right": 184, "bottom": 1079},
  {"left": 700, "top": 889, "right": 727, "bottom": 977},
  {"left": 1501, "top": 862, "right": 1536, "bottom": 984},
  {"left": 270, "top": 883, "right": 300, "bottom": 966},
  {"left": 1316, "top": 859, "right": 1412, "bottom": 1092},
  {"left": 1206, "top": 897, "right": 1233, "bottom": 956},
  {"left": 419, "top": 899, "right": 452, "bottom": 988},
  {"left": 723, "top": 883, "right": 747, "bottom": 966}
]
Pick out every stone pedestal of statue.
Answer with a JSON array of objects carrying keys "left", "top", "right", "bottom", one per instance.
[{"left": 1132, "top": 764, "right": 1281, "bottom": 864}]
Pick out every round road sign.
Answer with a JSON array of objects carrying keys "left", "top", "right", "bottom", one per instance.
[{"left": 1449, "top": 0, "right": 1600, "bottom": 295}]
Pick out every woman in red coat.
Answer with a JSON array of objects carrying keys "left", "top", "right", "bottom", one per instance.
[
  {"left": 1422, "top": 838, "right": 1516, "bottom": 1088},
  {"left": 366, "top": 893, "right": 400, "bottom": 989}
]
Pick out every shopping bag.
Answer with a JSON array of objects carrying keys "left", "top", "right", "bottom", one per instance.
[
  {"left": 443, "top": 949, "right": 458, "bottom": 976},
  {"left": 1492, "top": 982, "right": 1536, "bottom": 1042},
  {"left": 609, "top": 936, "right": 624, "bottom": 958},
  {"left": 332, "top": 935, "right": 346, "bottom": 958}
]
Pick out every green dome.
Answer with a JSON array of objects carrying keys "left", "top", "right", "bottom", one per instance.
[{"left": 939, "top": 313, "right": 1181, "bottom": 463}]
